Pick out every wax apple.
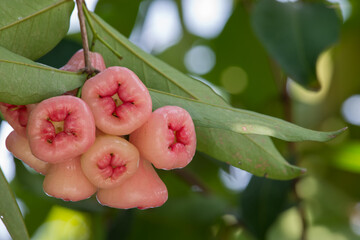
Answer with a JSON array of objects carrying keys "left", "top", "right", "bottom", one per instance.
[
  {"left": 27, "top": 95, "right": 95, "bottom": 163},
  {"left": 60, "top": 49, "right": 106, "bottom": 72},
  {"left": 130, "top": 106, "right": 196, "bottom": 170},
  {"left": 6, "top": 131, "right": 49, "bottom": 175},
  {"left": 0, "top": 103, "right": 37, "bottom": 137},
  {"left": 43, "top": 156, "right": 97, "bottom": 201},
  {"left": 81, "top": 66, "right": 152, "bottom": 136},
  {"left": 81, "top": 135, "right": 139, "bottom": 189},
  {"left": 97, "top": 159, "right": 168, "bottom": 209}
]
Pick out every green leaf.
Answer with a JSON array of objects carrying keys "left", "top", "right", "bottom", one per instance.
[
  {"left": 0, "top": 46, "right": 86, "bottom": 105},
  {"left": 83, "top": 9, "right": 228, "bottom": 106},
  {"left": 82, "top": 7, "right": 345, "bottom": 180},
  {"left": 241, "top": 176, "right": 293, "bottom": 239},
  {"left": 0, "top": 167, "right": 29, "bottom": 240},
  {"left": 0, "top": 0, "right": 74, "bottom": 60},
  {"left": 95, "top": 0, "right": 141, "bottom": 38},
  {"left": 251, "top": 0, "right": 340, "bottom": 89},
  {"left": 150, "top": 89, "right": 346, "bottom": 142},
  {"left": 196, "top": 130, "right": 304, "bottom": 180}
]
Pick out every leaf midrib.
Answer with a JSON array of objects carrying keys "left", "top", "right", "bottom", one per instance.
[
  {"left": 0, "top": 0, "right": 72, "bottom": 31},
  {"left": 0, "top": 59, "right": 84, "bottom": 75}
]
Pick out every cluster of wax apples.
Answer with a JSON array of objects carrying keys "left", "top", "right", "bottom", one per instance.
[{"left": 1, "top": 50, "right": 196, "bottom": 210}]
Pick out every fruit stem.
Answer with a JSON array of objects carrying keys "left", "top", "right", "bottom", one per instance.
[{"left": 76, "top": 0, "right": 94, "bottom": 75}]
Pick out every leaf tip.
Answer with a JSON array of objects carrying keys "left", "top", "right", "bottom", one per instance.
[{"left": 328, "top": 126, "right": 348, "bottom": 140}]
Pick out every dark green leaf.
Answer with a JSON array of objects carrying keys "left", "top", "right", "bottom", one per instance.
[
  {"left": 0, "top": 167, "right": 29, "bottom": 240},
  {"left": 0, "top": 46, "right": 86, "bottom": 105},
  {"left": 0, "top": 0, "right": 74, "bottom": 60},
  {"left": 37, "top": 37, "right": 82, "bottom": 69},
  {"left": 207, "top": 2, "right": 279, "bottom": 110},
  {"left": 241, "top": 176, "right": 293, "bottom": 239},
  {"left": 251, "top": 0, "right": 340, "bottom": 89},
  {"left": 95, "top": 0, "right": 141, "bottom": 37}
]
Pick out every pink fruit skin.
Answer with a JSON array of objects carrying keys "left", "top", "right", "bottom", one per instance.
[
  {"left": 97, "top": 158, "right": 168, "bottom": 209},
  {"left": 81, "top": 135, "right": 140, "bottom": 189},
  {"left": 27, "top": 96, "right": 96, "bottom": 163},
  {"left": 60, "top": 49, "right": 106, "bottom": 72},
  {"left": 81, "top": 66, "right": 152, "bottom": 136},
  {"left": 43, "top": 156, "right": 97, "bottom": 201},
  {"left": 6, "top": 131, "right": 49, "bottom": 175},
  {"left": 130, "top": 106, "right": 196, "bottom": 170},
  {"left": 0, "top": 103, "right": 37, "bottom": 137}
]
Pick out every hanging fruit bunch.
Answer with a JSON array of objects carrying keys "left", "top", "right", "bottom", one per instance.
[{"left": 2, "top": 49, "right": 197, "bottom": 209}]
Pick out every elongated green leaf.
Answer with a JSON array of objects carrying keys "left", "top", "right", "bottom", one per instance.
[
  {"left": 197, "top": 130, "right": 304, "bottom": 179},
  {"left": 251, "top": 0, "right": 340, "bottom": 89},
  {"left": 81, "top": 7, "right": 346, "bottom": 179},
  {"left": 83, "top": 9, "right": 228, "bottom": 106},
  {"left": 0, "top": 0, "right": 74, "bottom": 60},
  {"left": 0, "top": 167, "right": 29, "bottom": 240},
  {"left": 0, "top": 46, "right": 86, "bottom": 105},
  {"left": 150, "top": 89, "right": 345, "bottom": 142},
  {"left": 94, "top": 0, "right": 141, "bottom": 38}
]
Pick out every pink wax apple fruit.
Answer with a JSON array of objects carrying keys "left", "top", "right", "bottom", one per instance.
[
  {"left": 81, "top": 135, "right": 140, "bottom": 189},
  {"left": 43, "top": 156, "right": 97, "bottom": 201},
  {"left": 130, "top": 106, "right": 196, "bottom": 170},
  {"left": 27, "top": 95, "right": 96, "bottom": 163},
  {"left": 6, "top": 131, "right": 49, "bottom": 175},
  {"left": 81, "top": 66, "right": 152, "bottom": 136},
  {"left": 60, "top": 49, "right": 106, "bottom": 72},
  {"left": 0, "top": 103, "right": 37, "bottom": 137},
  {"left": 96, "top": 158, "right": 168, "bottom": 209}
]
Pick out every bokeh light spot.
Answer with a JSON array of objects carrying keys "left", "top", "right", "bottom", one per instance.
[
  {"left": 220, "top": 66, "right": 248, "bottom": 94},
  {"left": 0, "top": 121, "right": 15, "bottom": 182},
  {"left": 182, "top": 0, "right": 233, "bottom": 39},
  {"left": 184, "top": 45, "right": 216, "bottom": 75},
  {"left": 219, "top": 166, "right": 252, "bottom": 192},
  {"left": 341, "top": 95, "right": 360, "bottom": 126}
]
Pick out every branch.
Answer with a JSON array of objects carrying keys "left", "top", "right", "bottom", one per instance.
[
  {"left": 173, "top": 169, "right": 211, "bottom": 197},
  {"left": 76, "top": 0, "right": 94, "bottom": 75}
]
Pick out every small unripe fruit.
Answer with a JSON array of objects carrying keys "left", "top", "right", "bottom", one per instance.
[
  {"left": 60, "top": 49, "right": 106, "bottom": 72},
  {"left": 81, "top": 135, "right": 140, "bottom": 189},
  {"left": 97, "top": 159, "right": 168, "bottom": 209},
  {"left": 0, "top": 103, "right": 37, "bottom": 137},
  {"left": 6, "top": 131, "right": 49, "bottom": 175},
  {"left": 27, "top": 96, "right": 96, "bottom": 163},
  {"left": 81, "top": 66, "right": 152, "bottom": 136},
  {"left": 130, "top": 106, "right": 196, "bottom": 170},
  {"left": 43, "top": 156, "right": 97, "bottom": 201}
]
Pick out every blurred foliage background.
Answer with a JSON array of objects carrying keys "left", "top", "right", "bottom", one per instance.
[{"left": 1, "top": 0, "right": 360, "bottom": 239}]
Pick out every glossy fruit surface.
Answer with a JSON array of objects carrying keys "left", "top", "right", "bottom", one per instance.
[
  {"left": 81, "top": 135, "right": 139, "bottom": 189},
  {"left": 43, "top": 156, "right": 97, "bottom": 201},
  {"left": 27, "top": 95, "right": 95, "bottom": 163},
  {"left": 81, "top": 66, "right": 152, "bottom": 135},
  {"left": 130, "top": 106, "right": 196, "bottom": 170},
  {"left": 6, "top": 131, "right": 49, "bottom": 175},
  {"left": 97, "top": 158, "right": 168, "bottom": 209}
]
